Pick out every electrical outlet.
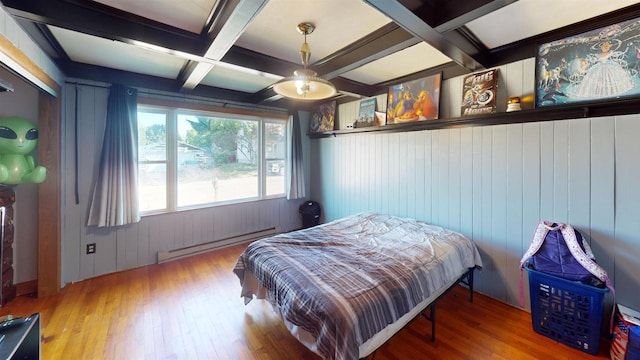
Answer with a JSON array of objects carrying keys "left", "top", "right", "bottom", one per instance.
[{"left": 86, "top": 243, "right": 96, "bottom": 254}]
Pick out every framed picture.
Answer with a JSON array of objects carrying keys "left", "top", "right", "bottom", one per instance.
[
  {"left": 309, "top": 100, "right": 336, "bottom": 133},
  {"left": 356, "top": 98, "right": 376, "bottom": 127},
  {"left": 386, "top": 73, "right": 441, "bottom": 124},
  {"left": 536, "top": 16, "right": 640, "bottom": 107},
  {"left": 461, "top": 68, "right": 498, "bottom": 116}
]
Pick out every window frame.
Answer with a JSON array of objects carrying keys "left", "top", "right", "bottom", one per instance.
[{"left": 137, "top": 98, "right": 289, "bottom": 215}]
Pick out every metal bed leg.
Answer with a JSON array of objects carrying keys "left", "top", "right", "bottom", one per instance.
[
  {"left": 430, "top": 303, "right": 436, "bottom": 342},
  {"left": 467, "top": 268, "right": 474, "bottom": 303},
  {"left": 422, "top": 267, "right": 474, "bottom": 342},
  {"left": 457, "top": 267, "right": 475, "bottom": 303},
  {"left": 408, "top": 268, "right": 478, "bottom": 347},
  {"left": 420, "top": 302, "right": 436, "bottom": 342}
]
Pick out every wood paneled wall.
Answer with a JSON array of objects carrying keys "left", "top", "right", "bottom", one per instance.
[
  {"left": 309, "top": 59, "right": 639, "bottom": 311},
  {"left": 61, "top": 82, "right": 307, "bottom": 284}
]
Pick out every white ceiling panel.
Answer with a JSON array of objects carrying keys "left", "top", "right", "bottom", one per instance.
[
  {"left": 48, "top": 26, "right": 186, "bottom": 79},
  {"left": 467, "top": 0, "right": 640, "bottom": 49},
  {"left": 340, "top": 43, "right": 451, "bottom": 85},
  {"left": 9, "top": 0, "right": 640, "bottom": 104},
  {"left": 92, "top": 0, "right": 217, "bottom": 33},
  {"left": 235, "top": 0, "right": 393, "bottom": 65},
  {"left": 200, "top": 62, "right": 280, "bottom": 93}
]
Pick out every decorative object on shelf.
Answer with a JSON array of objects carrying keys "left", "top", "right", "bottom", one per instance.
[
  {"left": 386, "top": 73, "right": 441, "bottom": 124},
  {"left": 272, "top": 23, "right": 337, "bottom": 101},
  {"left": 356, "top": 98, "right": 376, "bottom": 128},
  {"left": 506, "top": 97, "right": 521, "bottom": 112},
  {"left": 0, "top": 116, "right": 46, "bottom": 185},
  {"left": 536, "top": 16, "right": 640, "bottom": 108},
  {"left": 461, "top": 68, "right": 498, "bottom": 116},
  {"left": 374, "top": 111, "right": 386, "bottom": 126},
  {"left": 309, "top": 100, "right": 336, "bottom": 133}
]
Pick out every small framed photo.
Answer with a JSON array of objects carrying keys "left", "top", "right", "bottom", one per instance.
[{"left": 356, "top": 98, "right": 376, "bottom": 128}]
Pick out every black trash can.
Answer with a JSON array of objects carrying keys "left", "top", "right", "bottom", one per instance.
[{"left": 299, "top": 201, "right": 321, "bottom": 228}]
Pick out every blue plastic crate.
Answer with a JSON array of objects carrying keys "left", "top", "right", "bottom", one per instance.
[{"left": 526, "top": 267, "right": 609, "bottom": 355}]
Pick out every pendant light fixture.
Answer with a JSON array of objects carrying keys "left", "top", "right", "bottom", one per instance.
[{"left": 272, "top": 23, "right": 337, "bottom": 101}]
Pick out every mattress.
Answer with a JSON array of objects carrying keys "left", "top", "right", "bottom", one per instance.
[{"left": 233, "top": 212, "right": 483, "bottom": 360}]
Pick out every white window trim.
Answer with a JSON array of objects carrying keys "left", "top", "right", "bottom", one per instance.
[{"left": 137, "top": 100, "right": 288, "bottom": 216}]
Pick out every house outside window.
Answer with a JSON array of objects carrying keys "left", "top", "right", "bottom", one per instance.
[{"left": 137, "top": 104, "right": 287, "bottom": 214}]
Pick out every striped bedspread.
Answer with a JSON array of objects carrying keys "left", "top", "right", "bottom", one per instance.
[{"left": 233, "top": 212, "right": 483, "bottom": 360}]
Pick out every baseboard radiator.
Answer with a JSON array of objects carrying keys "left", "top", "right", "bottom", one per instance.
[{"left": 157, "top": 226, "right": 281, "bottom": 264}]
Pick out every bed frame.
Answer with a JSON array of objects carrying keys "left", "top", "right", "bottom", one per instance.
[
  {"left": 362, "top": 267, "right": 476, "bottom": 360},
  {"left": 423, "top": 267, "right": 475, "bottom": 341},
  {"left": 235, "top": 213, "right": 483, "bottom": 360}
]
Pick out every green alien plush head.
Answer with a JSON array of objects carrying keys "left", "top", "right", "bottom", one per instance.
[{"left": 0, "top": 116, "right": 47, "bottom": 184}]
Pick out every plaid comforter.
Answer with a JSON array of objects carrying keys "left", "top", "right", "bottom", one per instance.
[{"left": 233, "top": 212, "right": 483, "bottom": 360}]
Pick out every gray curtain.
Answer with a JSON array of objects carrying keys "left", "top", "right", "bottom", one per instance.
[
  {"left": 286, "top": 111, "right": 306, "bottom": 200},
  {"left": 87, "top": 84, "right": 140, "bottom": 227}
]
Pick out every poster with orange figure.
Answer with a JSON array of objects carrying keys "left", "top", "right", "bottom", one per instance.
[
  {"left": 461, "top": 68, "right": 498, "bottom": 116},
  {"left": 386, "top": 73, "right": 441, "bottom": 124},
  {"left": 309, "top": 100, "right": 336, "bottom": 133}
]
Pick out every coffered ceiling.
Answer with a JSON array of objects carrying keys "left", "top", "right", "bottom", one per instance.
[{"left": 3, "top": 0, "right": 640, "bottom": 109}]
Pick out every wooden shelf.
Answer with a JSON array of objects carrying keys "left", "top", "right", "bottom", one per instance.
[{"left": 308, "top": 98, "right": 639, "bottom": 138}]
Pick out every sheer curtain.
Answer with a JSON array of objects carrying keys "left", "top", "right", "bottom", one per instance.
[
  {"left": 286, "top": 111, "right": 306, "bottom": 200},
  {"left": 87, "top": 84, "right": 140, "bottom": 227}
]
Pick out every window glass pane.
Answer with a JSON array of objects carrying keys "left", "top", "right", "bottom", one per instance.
[
  {"left": 138, "top": 112, "right": 167, "bottom": 161},
  {"left": 138, "top": 111, "right": 167, "bottom": 212},
  {"left": 139, "top": 163, "right": 167, "bottom": 211},
  {"left": 176, "top": 114, "right": 259, "bottom": 207},
  {"left": 265, "top": 121, "right": 286, "bottom": 196}
]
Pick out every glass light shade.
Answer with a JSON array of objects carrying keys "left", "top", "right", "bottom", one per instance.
[{"left": 272, "top": 68, "right": 337, "bottom": 101}]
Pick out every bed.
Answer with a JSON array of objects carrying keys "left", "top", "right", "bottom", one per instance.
[{"left": 233, "top": 212, "right": 483, "bottom": 360}]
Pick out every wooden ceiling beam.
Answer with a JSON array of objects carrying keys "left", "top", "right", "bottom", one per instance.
[
  {"left": 312, "top": 23, "right": 421, "bottom": 81},
  {"left": 1, "top": 0, "right": 202, "bottom": 55},
  {"left": 60, "top": 60, "right": 251, "bottom": 103},
  {"left": 179, "top": 0, "right": 268, "bottom": 90},
  {"left": 418, "top": 0, "right": 517, "bottom": 33},
  {"left": 364, "top": 0, "right": 488, "bottom": 72},
  {"left": 9, "top": 0, "right": 640, "bottom": 108}
]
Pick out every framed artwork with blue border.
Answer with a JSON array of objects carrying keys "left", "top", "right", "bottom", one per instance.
[
  {"left": 356, "top": 98, "right": 376, "bottom": 127},
  {"left": 536, "top": 16, "right": 640, "bottom": 107}
]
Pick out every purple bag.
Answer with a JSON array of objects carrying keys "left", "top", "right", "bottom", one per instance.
[
  {"left": 628, "top": 326, "right": 640, "bottom": 360},
  {"left": 520, "top": 221, "right": 615, "bottom": 331},
  {"left": 528, "top": 223, "right": 595, "bottom": 283}
]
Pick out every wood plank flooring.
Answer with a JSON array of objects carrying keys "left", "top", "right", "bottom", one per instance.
[{"left": 0, "top": 243, "right": 610, "bottom": 359}]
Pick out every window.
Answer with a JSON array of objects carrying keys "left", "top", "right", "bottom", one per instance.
[
  {"left": 138, "top": 111, "right": 168, "bottom": 212},
  {"left": 137, "top": 105, "right": 287, "bottom": 214}
]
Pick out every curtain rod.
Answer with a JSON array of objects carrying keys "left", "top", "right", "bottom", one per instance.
[
  {"left": 64, "top": 81, "right": 288, "bottom": 114},
  {"left": 65, "top": 81, "right": 110, "bottom": 89}
]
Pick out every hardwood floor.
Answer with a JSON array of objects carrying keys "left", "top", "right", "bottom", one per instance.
[{"left": 0, "top": 243, "right": 610, "bottom": 359}]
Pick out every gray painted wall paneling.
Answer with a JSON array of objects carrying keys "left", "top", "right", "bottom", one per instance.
[
  {"left": 614, "top": 115, "right": 640, "bottom": 307},
  {"left": 309, "top": 59, "right": 639, "bottom": 311},
  {"left": 61, "top": 83, "right": 307, "bottom": 284}
]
